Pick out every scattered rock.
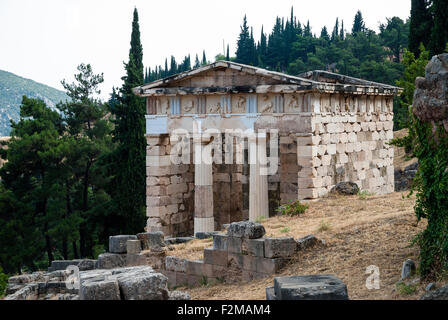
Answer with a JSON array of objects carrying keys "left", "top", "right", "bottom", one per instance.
[
  {"left": 227, "top": 221, "right": 266, "bottom": 239},
  {"left": 165, "top": 256, "right": 187, "bottom": 273},
  {"left": 97, "top": 253, "right": 126, "bottom": 269},
  {"left": 420, "top": 285, "right": 448, "bottom": 300},
  {"left": 165, "top": 237, "right": 195, "bottom": 244},
  {"left": 296, "top": 235, "right": 320, "bottom": 250},
  {"left": 395, "top": 162, "right": 418, "bottom": 192},
  {"left": 271, "top": 275, "right": 349, "bottom": 300},
  {"left": 137, "top": 232, "right": 166, "bottom": 250},
  {"left": 401, "top": 259, "right": 416, "bottom": 280},
  {"left": 126, "top": 240, "right": 142, "bottom": 254},
  {"left": 330, "top": 182, "right": 360, "bottom": 195},
  {"left": 117, "top": 269, "right": 169, "bottom": 300},
  {"left": 80, "top": 279, "right": 121, "bottom": 300},
  {"left": 425, "top": 283, "right": 436, "bottom": 292},
  {"left": 195, "top": 231, "right": 219, "bottom": 239},
  {"left": 109, "top": 235, "right": 137, "bottom": 253},
  {"left": 413, "top": 53, "right": 448, "bottom": 122},
  {"left": 169, "top": 291, "right": 191, "bottom": 300},
  {"left": 264, "top": 237, "right": 297, "bottom": 258},
  {"left": 265, "top": 286, "right": 277, "bottom": 300}
]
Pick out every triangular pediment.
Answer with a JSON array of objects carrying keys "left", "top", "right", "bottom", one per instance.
[{"left": 138, "top": 61, "right": 313, "bottom": 90}]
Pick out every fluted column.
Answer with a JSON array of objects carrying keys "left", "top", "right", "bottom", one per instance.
[
  {"left": 194, "top": 137, "right": 214, "bottom": 234},
  {"left": 249, "top": 132, "right": 269, "bottom": 222}
]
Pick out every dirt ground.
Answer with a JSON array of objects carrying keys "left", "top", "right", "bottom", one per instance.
[{"left": 171, "top": 192, "right": 439, "bottom": 300}]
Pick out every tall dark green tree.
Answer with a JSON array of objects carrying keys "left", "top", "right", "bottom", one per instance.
[
  {"left": 409, "top": 0, "right": 433, "bottom": 56},
  {"left": 429, "top": 0, "right": 448, "bottom": 55},
  {"left": 106, "top": 8, "right": 146, "bottom": 235},
  {"left": 59, "top": 63, "right": 112, "bottom": 258},
  {"left": 352, "top": 10, "right": 366, "bottom": 34},
  {"left": 0, "top": 97, "right": 67, "bottom": 270},
  {"left": 235, "top": 15, "right": 256, "bottom": 65},
  {"left": 202, "top": 50, "right": 207, "bottom": 65}
]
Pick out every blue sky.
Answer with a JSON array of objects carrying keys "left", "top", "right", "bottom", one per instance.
[{"left": 0, "top": 0, "right": 411, "bottom": 99}]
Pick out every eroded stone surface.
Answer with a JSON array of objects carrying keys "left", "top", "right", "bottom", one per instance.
[
  {"left": 413, "top": 54, "right": 448, "bottom": 122},
  {"left": 227, "top": 221, "right": 266, "bottom": 239},
  {"left": 109, "top": 235, "right": 138, "bottom": 253},
  {"left": 273, "top": 275, "right": 349, "bottom": 300}
]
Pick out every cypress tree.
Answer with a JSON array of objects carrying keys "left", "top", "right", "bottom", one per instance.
[
  {"left": 331, "top": 18, "right": 339, "bottom": 40},
  {"left": 194, "top": 54, "right": 200, "bottom": 68},
  {"left": 429, "top": 0, "right": 448, "bottom": 55},
  {"left": 202, "top": 50, "right": 207, "bottom": 65},
  {"left": 226, "top": 44, "right": 230, "bottom": 61},
  {"left": 409, "top": 0, "right": 433, "bottom": 56},
  {"left": 106, "top": 8, "right": 146, "bottom": 235}
]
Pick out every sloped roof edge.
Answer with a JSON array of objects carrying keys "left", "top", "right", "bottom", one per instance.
[{"left": 133, "top": 61, "right": 402, "bottom": 94}]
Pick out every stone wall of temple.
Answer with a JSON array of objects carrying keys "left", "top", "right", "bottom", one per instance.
[
  {"left": 146, "top": 134, "right": 194, "bottom": 236},
  {"left": 297, "top": 110, "right": 395, "bottom": 199}
]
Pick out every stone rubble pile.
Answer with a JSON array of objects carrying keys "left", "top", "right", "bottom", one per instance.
[{"left": 161, "top": 221, "right": 324, "bottom": 287}]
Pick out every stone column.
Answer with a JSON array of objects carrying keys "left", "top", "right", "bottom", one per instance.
[
  {"left": 194, "top": 137, "right": 214, "bottom": 234},
  {"left": 249, "top": 132, "right": 269, "bottom": 222}
]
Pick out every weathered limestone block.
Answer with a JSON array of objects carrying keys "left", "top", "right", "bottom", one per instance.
[
  {"left": 204, "top": 248, "right": 228, "bottom": 266},
  {"left": 242, "top": 238, "right": 265, "bottom": 257},
  {"left": 137, "top": 232, "right": 166, "bottom": 250},
  {"left": 169, "top": 291, "right": 191, "bottom": 300},
  {"left": 273, "top": 275, "right": 349, "bottom": 300},
  {"left": 264, "top": 237, "right": 297, "bottom": 258},
  {"left": 126, "top": 240, "right": 142, "bottom": 254},
  {"left": 126, "top": 253, "right": 147, "bottom": 267},
  {"left": 298, "top": 188, "right": 319, "bottom": 199},
  {"left": 117, "top": 270, "right": 169, "bottom": 300},
  {"left": 213, "top": 233, "right": 228, "bottom": 251},
  {"left": 413, "top": 53, "right": 448, "bottom": 122},
  {"left": 109, "top": 235, "right": 138, "bottom": 254},
  {"left": 165, "top": 256, "right": 187, "bottom": 273},
  {"left": 80, "top": 280, "right": 120, "bottom": 300},
  {"left": 97, "top": 253, "right": 126, "bottom": 269},
  {"left": 227, "top": 221, "right": 266, "bottom": 239}
]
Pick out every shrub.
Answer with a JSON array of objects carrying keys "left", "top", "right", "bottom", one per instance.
[
  {"left": 0, "top": 266, "right": 8, "bottom": 297},
  {"left": 396, "top": 282, "right": 417, "bottom": 295},
  {"left": 277, "top": 201, "right": 309, "bottom": 216},
  {"left": 317, "top": 220, "right": 331, "bottom": 233},
  {"left": 392, "top": 110, "right": 448, "bottom": 279}
]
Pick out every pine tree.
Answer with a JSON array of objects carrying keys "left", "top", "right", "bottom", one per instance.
[
  {"left": 106, "top": 8, "right": 146, "bottom": 235},
  {"left": 235, "top": 15, "right": 254, "bottom": 65},
  {"left": 320, "top": 27, "right": 330, "bottom": 41},
  {"left": 0, "top": 97, "right": 66, "bottom": 268},
  {"left": 59, "top": 63, "right": 111, "bottom": 258},
  {"left": 352, "top": 11, "right": 365, "bottom": 34},
  {"left": 429, "top": 0, "right": 448, "bottom": 55},
  {"left": 409, "top": 0, "right": 433, "bottom": 56}
]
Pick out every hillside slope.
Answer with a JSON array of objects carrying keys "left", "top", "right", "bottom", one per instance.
[
  {"left": 0, "top": 70, "right": 69, "bottom": 136},
  {"left": 171, "top": 192, "right": 434, "bottom": 300}
]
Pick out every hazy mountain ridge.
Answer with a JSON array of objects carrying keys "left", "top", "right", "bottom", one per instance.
[{"left": 0, "top": 70, "right": 69, "bottom": 136}]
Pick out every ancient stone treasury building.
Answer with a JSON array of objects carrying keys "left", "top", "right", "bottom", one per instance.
[{"left": 133, "top": 61, "right": 402, "bottom": 237}]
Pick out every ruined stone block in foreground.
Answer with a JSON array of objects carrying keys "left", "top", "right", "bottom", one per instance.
[
  {"left": 109, "top": 235, "right": 138, "bottom": 253},
  {"left": 272, "top": 275, "right": 349, "bottom": 300},
  {"left": 264, "top": 237, "right": 297, "bottom": 258}
]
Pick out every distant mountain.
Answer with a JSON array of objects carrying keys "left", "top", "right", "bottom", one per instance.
[{"left": 0, "top": 70, "right": 69, "bottom": 136}]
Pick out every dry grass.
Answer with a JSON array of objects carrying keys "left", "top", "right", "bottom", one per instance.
[{"left": 171, "top": 192, "right": 436, "bottom": 300}]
